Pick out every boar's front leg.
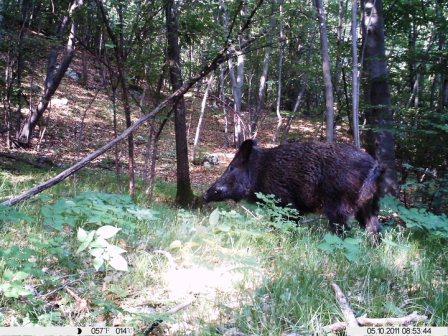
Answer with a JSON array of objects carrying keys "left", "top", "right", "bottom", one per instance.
[
  {"left": 356, "top": 198, "right": 382, "bottom": 239},
  {"left": 324, "top": 202, "right": 351, "bottom": 236}
]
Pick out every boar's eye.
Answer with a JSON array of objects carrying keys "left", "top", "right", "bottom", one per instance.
[{"left": 229, "top": 166, "right": 235, "bottom": 172}]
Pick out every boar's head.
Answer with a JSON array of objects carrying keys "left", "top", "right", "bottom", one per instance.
[{"left": 204, "top": 139, "right": 260, "bottom": 203}]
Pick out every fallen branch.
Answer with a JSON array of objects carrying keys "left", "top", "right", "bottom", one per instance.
[
  {"left": 0, "top": 152, "right": 53, "bottom": 169},
  {"left": 324, "top": 312, "right": 428, "bottom": 333},
  {"left": 2, "top": 0, "right": 264, "bottom": 207},
  {"left": 324, "top": 283, "right": 427, "bottom": 333},
  {"left": 357, "top": 312, "right": 428, "bottom": 326},
  {"left": 143, "top": 299, "right": 194, "bottom": 336},
  {"left": 332, "top": 283, "right": 359, "bottom": 328}
]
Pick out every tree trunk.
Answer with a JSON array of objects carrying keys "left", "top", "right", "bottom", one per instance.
[
  {"left": 435, "top": 0, "right": 446, "bottom": 111},
  {"left": 351, "top": 0, "right": 360, "bottom": 148},
  {"left": 192, "top": 74, "right": 214, "bottom": 161},
  {"left": 219, "top": 0, "right": 245, "bottom": 147},
  {"left": 361, "top": 0, "right": 398, "bottom": 195},
  {"left": 281, "top": 83, "right": 306, "bottom": 142},
  {"left": 165, "top": 0, "right": 194, "bottom": 207},
  {"left": 252, "top": 4, "right": 277, "bottom": 136},
  {"left": 96, "top": 0, "right": 135, "bottom": 197},
  {"left": 314, "top": 0, "right": 336, "bottom": 143},
  {"left": 220, "top": 64, "right": 230, "bottom": 146},
  {"left": 273, "top": 0, "right": 285, "bottom": 143},
  {"left": 0, "top": 0, "right": 4, "bottom": 43},
  {"left": 234, "top": 40, "right": 245, "bottom": 146},
  {"left": 17, "top": 0, "right": 84, "bottom": 146}
]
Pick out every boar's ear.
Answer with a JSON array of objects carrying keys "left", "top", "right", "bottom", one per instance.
[{"left": 237, "top": 139, "right": 258, "bottom": 162}]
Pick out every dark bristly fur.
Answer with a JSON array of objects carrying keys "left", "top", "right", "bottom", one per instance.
[{"left": 204, "top": 139, "right": 385, "bottom": 237}]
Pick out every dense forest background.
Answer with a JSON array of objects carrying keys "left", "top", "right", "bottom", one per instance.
[{"left": 0, "top": 0, "right": 447, "bottom": 334}]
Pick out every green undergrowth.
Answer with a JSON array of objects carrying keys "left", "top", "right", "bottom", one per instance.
[{"left": 0, "top": 162, "right": 447, "bottom": 335}]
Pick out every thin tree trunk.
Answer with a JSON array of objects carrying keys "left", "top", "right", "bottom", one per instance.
[
  {"left": 3, "top": 48, "right": 14, "bottom": 148},
  {"left": 192, "top": 74, "right": 214, "bottom": 161},
  {"left": 17, "top": 0, "right": 84, "bottom": 146},
  {"left": 111, "top": 84, "right": 120, "bottom": 178},
  {"left": 351, "top": 0, "right": 360, "bottom": 148},
  {"left": 0, "top": 0, "right": 4, "bottom": 43},
  {"left": 435, "top": 0, "right": 446, "bottom": 111},
  {"left": 96, "top": 0, "right": 135, "bottom": 197},
  {"left": 281, "top": 83, "right": 306, "bottom": 142},
  {"left": 273, "top": 0, "right": 285, "bottom": 143},
  {"left": 234, "top": 41, "right": 245, "bottom": 146},
  {"left": 361, "top": 0, "right": 398, "bottom": 195},
  {"left": 145, "top": 122, "right": 157, "bottom": 201},
  {"left": 220, "top": 65, "right": 230, "bottom": 146},
  {"left": 315, "top": 0, "right": 336, "bottom": 143},
  {"left": 252, "top": 4, "right": 277, "bottom": 135},
  {"left": 219, "top": 0, "right": 244, "bottom": 147},
  {"left": 165, "top": 0, "right": 194, "bottom": 207},
  {"left": 144, "top": 63, "right": 166, "bottom": 202}
]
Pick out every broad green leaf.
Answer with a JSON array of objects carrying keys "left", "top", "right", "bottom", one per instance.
[
  {"left": 93, "top": 256, "right": 104, "bottom": 271},
  {"left": 106, "top": 244, "right": 127, "bottom": 256},
  {"left": 76, "top": 230, "right": 95, "bottom": 254},
  {"left": 209, "top": 208, "right": 220, "bottom": 225},
  {"left": 90, "top": 237, "right": 109, "bottom": 248},
  {"left": 89, "top": 248, "right": 104, "bottom": 258},
  {"left": 109, "top": 254, "right": 129, "bottom": 272},
  {"left": 77, "top": 228, "right": 88, "bottom": 242},
  {"left": 96, "top": 226, "right": 121, "bottom": 240}
]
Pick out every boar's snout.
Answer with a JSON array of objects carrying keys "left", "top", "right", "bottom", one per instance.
[{"left": 203, "top": 184, "right": 228, "bottom": 203}]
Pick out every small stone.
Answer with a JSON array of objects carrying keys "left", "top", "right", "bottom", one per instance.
[
  {"left": 223, "top": 328, "right": 246, "bottom": 336},
  {"left": 65, "top": 68, "right": 81, "bottom": 81}
]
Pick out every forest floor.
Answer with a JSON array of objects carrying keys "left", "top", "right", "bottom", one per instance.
[
  {"left": 0, "top": 39, "right": 350, "bottom": 193},
  {"left": 1, "top": 42, "right": 447, "bottom": 335}
]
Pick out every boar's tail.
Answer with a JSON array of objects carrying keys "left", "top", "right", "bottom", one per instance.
[{"left": 358, "top": 162, "right": 386, "bottom": 205}]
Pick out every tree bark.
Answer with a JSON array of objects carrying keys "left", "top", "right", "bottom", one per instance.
[
  {"left": 361, "top": 0, "right": 398, "bottom": 195},
  {"left": 192, "top": 74, "right": 214, "bottom": 160},
  {"left": 17, "top": 0, "right": 84, "bottom": 146},
  {"left": 219, "top": 0, "right": 245, "bottom": 147},
  {"left": 315, "top": 0, "right": 336, "bottom": 143},
  {"left": 351, "top": 0, "right": 360, "bottom": 148},
  {"left": 252, "top": 3, "right": 277, "bottom": 135},
  {"left": 274, "top": 0, "right": 285, "bottom": 143},
  {"left": 165, "top": 0, "right": 195, "bottom": 207},
  {"left": 0, "top": 0, "right": 4, "bottom": 43},
  {"left": 219, "top": 65, "right": 230, "bottom": 147}
]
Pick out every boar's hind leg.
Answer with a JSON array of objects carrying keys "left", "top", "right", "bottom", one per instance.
[
  {"left": 356, "top": 198, "right": 382, "bottom": 237},
  {"left": 324, "top": 203, "right": 351, "bottom": 236}
]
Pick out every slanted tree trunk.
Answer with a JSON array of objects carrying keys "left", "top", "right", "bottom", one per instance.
[
  {"left": 351, "top": 0, "right": 360, "bottom": 148},
  {"left": 314, "top": 0, "right": 336, "bottom": 143},
  {"left": 17, "top": 0, "right": 84, "bottom": 146},
  {"left": 361, "top": 0, "right": 398, "bottom": 195},
  {"left": 192, "top": 74, "right": 214, "bottom": 161},
  {"left": 165, "top": 0, "right": 194, "bottom": 207}
]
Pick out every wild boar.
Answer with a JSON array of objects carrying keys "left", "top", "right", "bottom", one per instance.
[{"left": 204, "top": 139, "right": 384, "bottom": 236}]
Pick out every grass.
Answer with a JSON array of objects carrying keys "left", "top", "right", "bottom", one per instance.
[{"left": 0, "top": 161, "right": 447, "bottom": 335}]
